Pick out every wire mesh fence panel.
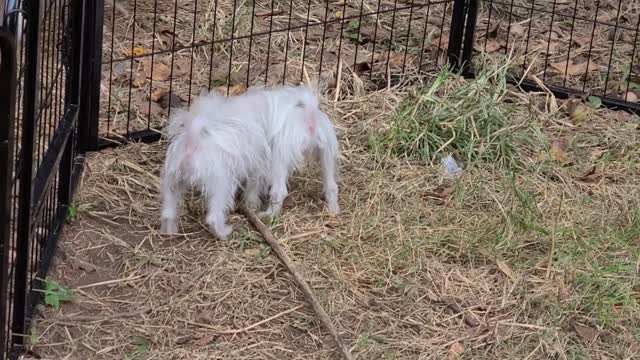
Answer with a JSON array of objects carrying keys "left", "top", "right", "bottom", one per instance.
[
  {"left": 0, "top": 0, "right": 87, "bottom": 358},
  {"left": 97, "top": 0, "right": 457, "bottom": 147},
  {"left": 472, "top": 0, "right": 640, "bottom": 109}
]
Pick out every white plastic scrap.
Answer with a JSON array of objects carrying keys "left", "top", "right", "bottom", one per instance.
[{"left": 441, "top": 154, "right": 463, "bottom": 179}]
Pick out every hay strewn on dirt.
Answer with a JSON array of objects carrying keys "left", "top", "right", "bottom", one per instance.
[
  {"left": 30, "top": 68, "right": 640, "bottom": 358},
  {"left": 22, "top": 0, "right": 640, "bottom": 359}
]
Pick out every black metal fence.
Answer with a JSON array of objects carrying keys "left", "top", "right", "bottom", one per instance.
[
  {"left": 0, "top": 0, "right": 91, "bottom": 358},
  {"left": 94, "top": 0, "right": 458, "bottom": 148},
  {"left": 466, "top": 0, "right": 640, "bottom": 112},
  {"left": 1, "top": 0, "right": 638, "bottom": 359}
]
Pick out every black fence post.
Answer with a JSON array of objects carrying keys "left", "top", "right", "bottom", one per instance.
[
  {"left": 460, "top": 0, "right": 478, "bottom": 76},
  {"left": 58, "top": 0, "right": 86, "bottom": 209},
  {"left": 11, "top": 0, "right": 41, "bottom": 352},
  {"left": 448, "top": 0, "right": 478, "bottom": 74},
  {"left": 447, "top": 0, "right": 467, "bottom": 71},
  {"left": 76, "top": 0, "right": 103, "bottom": 152},
  {"left": 0, "top": 27, "right": 18, "bottom": 360}
]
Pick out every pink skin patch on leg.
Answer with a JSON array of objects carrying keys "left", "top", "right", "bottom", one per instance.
[{"left": 306, "top": 111, "right": 316, "bottom": 136}]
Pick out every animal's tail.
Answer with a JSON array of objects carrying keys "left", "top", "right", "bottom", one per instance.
[{"left": 183, "top": 114, "right": 211, "bottom": 156}]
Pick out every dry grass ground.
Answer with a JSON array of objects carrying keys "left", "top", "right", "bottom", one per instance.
[
  {"left": 28, "top": 63, "right": 640, "bottom": 359},
  {"left": 17, "top": 0, "right": 640, "bottom": 359}
]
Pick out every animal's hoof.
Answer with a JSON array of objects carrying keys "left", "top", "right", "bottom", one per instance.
[
  {"left": 212, "top": 224, "right": 234, "bottom": 241},
  {"left": 327, "top": 204, "right": 340, "bottom": 216},
  {"left": 160, "top": 218, "right": 178, "bottom": 234}
]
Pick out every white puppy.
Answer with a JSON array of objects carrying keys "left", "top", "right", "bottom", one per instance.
[{"left": 159, "top": 83, "right": 339, "bottom": 240}]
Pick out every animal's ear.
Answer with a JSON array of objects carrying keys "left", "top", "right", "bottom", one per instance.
[{"left": 199, "top": 88, "right": 209, "bottom": 97}]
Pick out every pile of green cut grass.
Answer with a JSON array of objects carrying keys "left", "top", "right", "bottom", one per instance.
[
  {"left": 363, "top": 54, "right": 640, "bottom": 357},
  {"left": 371, "top": 56, "right": 522, "bottom": 166}
]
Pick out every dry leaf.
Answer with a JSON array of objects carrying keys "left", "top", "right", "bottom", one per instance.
[
  {"left": 575, "top": 165, "right": 600, "bottom": 183},
  {"left": 124, "top": 46, "right": 145, "bottom": 56},
  {"left": 448, "top": 342, "right": 465, "bottom": 360},
  {"left": 131, "top": 71, "right": 147, "bottom": 88},
  {"left": 509, "top": 23, "right": 525, "bottom": 36},
  {"left": 431, "top": 35, "right": 449, "bottom": 51},
  {"left": 174, "top": 335, "right": 193, "bottom": 345},
  {"left": 354, "top": 61, "right": 371, "bottom": 74},
  {"left": 572, "top": 35, "right": 593, "bottom": 48},
  {"left": 566, "top": 100, "right": 590, "bottom": 122},
  {"left": 487, "top": 22, "right": 500, "bottom": 38},
  {"left": 173, "top": 58, "right": 191, "bottom": 77},
  {"left": 159, "top": 93, "right": 184, "bottom": 109},
  {"left": 550, "top": 139, "right": 569, "bottom": 163},
  {"left": 150, "top": 88, "right": 169, "bottom": 102},
  {"left": 573, "top": 322, "right": 599, "bottom": 342},
  {"left": 147, "top": 101, "right": 164, "bottom": 116},
  {"left": 475, "top": 39, "right": 501, "bottom": 53},
  {"left": 422, "top": 184, "right": 455, "bottom": 205},
  {"left": 623, "top": 91, "right": 638, "bottom": 102},
  {"left": 193, "top": 334, "right": 216, "bottom": 346},
  {"left": 141, "top": 59, "right": 171, "bottom": 81},
  {"left": 74, "top": 259, "right": 96, "bottom": 272},
  {"left": 195, "top": 312, "right": 213, "bottom": 324},
  {"left": 550, "top": 60, "right": 598, "bottom": 76}
]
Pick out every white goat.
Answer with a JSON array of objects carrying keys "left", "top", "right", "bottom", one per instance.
[{"left": 159, "top": 83, "right": 339, "bottom": 240}]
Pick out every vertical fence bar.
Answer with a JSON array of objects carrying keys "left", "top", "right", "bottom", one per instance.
[
  {"left": 0, "top": 27, "right": 18, "bottom": 360},
  {"left": 11, "top": 0, "right": 41, "bottom": 352},
  {"left": 447, "top": 0, "right": 467, "bottom": 70},
  {"left": 59, "top": 0, "right": 85, "bottom": 212},
  {"left": 76, "top": 0, "right": 103, "bottom": 152},
  {"left": 460, "top": 0, "right": 478, "bottom": 76}
]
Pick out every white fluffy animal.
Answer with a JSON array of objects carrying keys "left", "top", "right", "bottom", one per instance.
[
  {"left": 242, "top": 84, "right": 340, "bottom": 219},
  {"left": 160, "top": 91, "right": 271, "bottom": 240},
  {"left": 160, "top": 83, "right": 339, "bottom": 240}
]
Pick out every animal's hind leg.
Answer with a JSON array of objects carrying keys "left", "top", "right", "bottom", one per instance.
[
  {"left": 243, "top": 176, "right": 264, "bottom": 211},
  {"left": 204, "top": 175, "right": 235, "bottom": 240},
  {"left": 259, "top": 161, "right": 289, "bottom": 219},
  {"left": 160, "top": 172, "right": 183, "bottom": 234},
  {"left": 318, "top": 144, "right": 340, "bottom": 214}
]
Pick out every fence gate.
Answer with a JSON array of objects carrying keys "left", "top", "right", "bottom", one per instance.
[{"left": 0, "top": 0, "right": 94, "bottom": 358}]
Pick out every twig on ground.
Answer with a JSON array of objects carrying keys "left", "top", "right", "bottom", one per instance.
[
  {"left": 240, "top": 205, "right": 354, "bottom": 360},
  {"left": 180, "top": 303, "right": 304, "bottom": 334}
]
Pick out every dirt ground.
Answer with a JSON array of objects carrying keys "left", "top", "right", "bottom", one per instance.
[{"left": 18, "top": 0, "right": 640, "bottom": 359}]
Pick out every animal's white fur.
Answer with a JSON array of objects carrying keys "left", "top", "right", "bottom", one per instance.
[
  {"left": 241, "top": 84, "right": 340, "bottom": 218},
  {"left": 160, "top": 92, "right": 271, "bottom": 240},
  {"left": 159, "top": 83, "right": 339, "bottom": 240}
]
